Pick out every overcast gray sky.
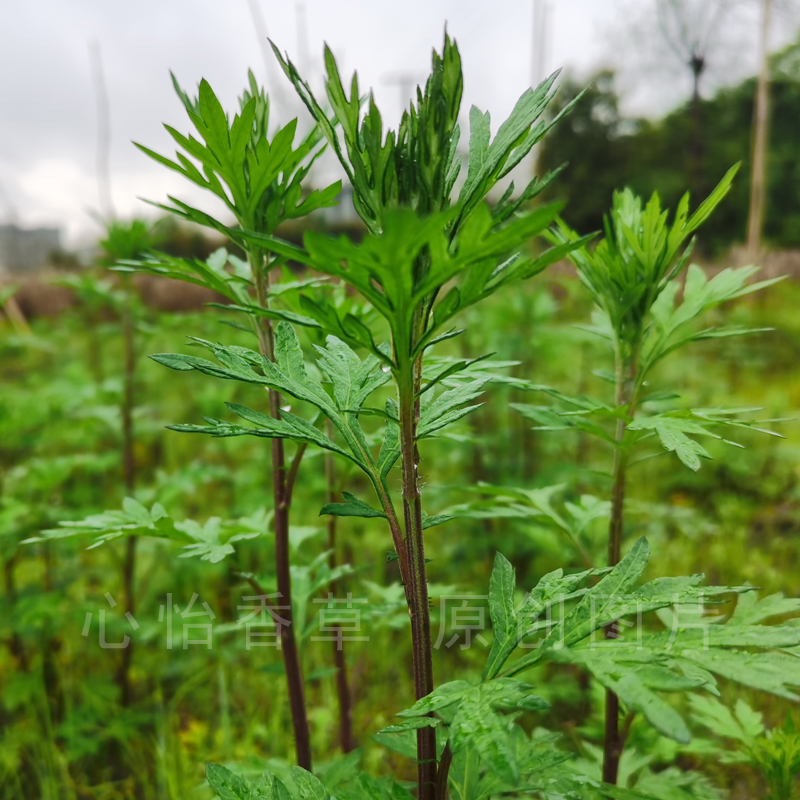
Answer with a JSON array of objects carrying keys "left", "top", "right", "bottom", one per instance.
[{"left": 0, "top": 0, "right": 793, "bottom": 245}]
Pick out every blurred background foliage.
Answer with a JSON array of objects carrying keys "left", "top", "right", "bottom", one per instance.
[
  {"left": 1, "top": 256, "right": 798, "bottom": 798},
  {"left": 540, "top": 35, "right": 800, "bottom": 254},
  {"left": 2, "top": 19, "right": 800, "bottom": 800}
]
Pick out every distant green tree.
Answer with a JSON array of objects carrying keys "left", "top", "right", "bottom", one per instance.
[
  {"left": 536, "top": 71, "right": 631, "bottom": 236},
  {"left": 540, "top": 36, "right": 800, "bottom": 253}
]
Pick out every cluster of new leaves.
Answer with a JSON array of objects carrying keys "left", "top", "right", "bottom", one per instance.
[
  {"left": 267, "top": 33, "right": 587, "bottom": 374},
  {"left": 122, "top": 38, "right": 582, "bottom": 372},
  {"left": 691, "top": 695, "right": 800, "bottom": 799},
  {"left": 117, "top": 75, "right": 344, "bottom": 348},
  {"left": 60, "top": 217, "right": 155, "bottom": 314},
  {"left": 99, "top": 217, "right": 156, "bottom": 263},
  {"left": 26, "top": 498, "right": 270, "bottom": 564},
  {"left": 549, "top": 166, "right": 745, "bottom": 352},
  {"left": 273, "top": 35, "right": 575, "bottom": 235},
  {"left": 514, "top": 176, "right": 784, "bottom": 471},
  {"left": 388, "top": 539, "right": 800, "bottom": 788},
  {"left": 273, "top": 35, "right": 460, "bottom": 228},
  {"left": 135, "top": 70, "right": 340, "bottom": 238},
  {"left": 247, "top": 205, "right": 581, "bottom": 370}
]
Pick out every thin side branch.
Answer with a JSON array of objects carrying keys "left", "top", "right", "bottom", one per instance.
[{"left": 285, "top": 442, "right": 309, "bottom": 508}]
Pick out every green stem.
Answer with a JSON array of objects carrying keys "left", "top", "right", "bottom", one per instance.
[
  {"left": 251, "top": 249, "right": 312, "bottom": 771},
  {"left": 375, "top": 480, "right": 410, "bottom": 585},
  {"left": 325, "top": 420, "right": 355, "bottom": 753},
  {"left": 602, "top": 340, "right": 639, "bottom": 785},
  {"left": 118, "top": 283, "right": 137, "bottom": 708},
  {"left": 4, "top": 556, "right": 28, "bottom": 671},
  {"left": 88, "top": 309, "right": 105, "bottom": 385},
  {"left": 436, "top": 742, "right": 452, "bottom": 800},
  {"left": 121, "top": 286, "right": 136, "bottom": 496},
  {"left": 398, "top": 368, "right": 437, "bottom": 800},
  {"left": 343, "top": 424, "right": 409, "bottom": 584}
]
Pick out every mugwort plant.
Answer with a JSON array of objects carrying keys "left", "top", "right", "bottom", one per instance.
[
  {"left": 513, "top": 170, "right": 787, "bottom": 782},
  {"left": 34, "top": 29, "right": 800, "bottom": 800}
]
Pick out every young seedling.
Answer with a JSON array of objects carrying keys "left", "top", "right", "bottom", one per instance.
[
  {"left": 152, "top": 32, "right": 583, "bottom": 798},
  {"left": 691, "top": 689, "right": 800, "bottom": 799},
  {"left": 99, "top": 219, "right": 156, "bottom": 707},
  {"left": 55, "top": 218, "right": 154, "bottom": 708},
  {"left": 123, "top": 70, "right": 342, "bottom": 770},
  {"left": 512, "top": 166, "right": 785, "bottom": 783}
]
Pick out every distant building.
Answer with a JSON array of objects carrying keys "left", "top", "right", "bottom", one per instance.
[{"left": 0, "top": 224, "right": 61, "bottom": 273}]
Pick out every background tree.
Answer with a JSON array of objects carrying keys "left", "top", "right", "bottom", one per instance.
[
  {"left": 655, "top": 0, "right": 735, "bottom": 192},
  {"left": 747, "top": 0, "right": 774, "bottom": 258},
  {"left": 539, "top": 34, "right": 800, "bottom": 255}
]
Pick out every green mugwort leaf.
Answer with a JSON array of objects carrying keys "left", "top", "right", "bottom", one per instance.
[{"left": 319, "top": 492, "right": 387, "bottom": 520}]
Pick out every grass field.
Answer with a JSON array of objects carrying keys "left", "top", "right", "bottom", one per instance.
[{"left": 2, "top": 267, "right": 798, "bottom": 799}]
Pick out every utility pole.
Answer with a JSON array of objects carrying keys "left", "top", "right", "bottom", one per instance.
[
  {"left": 295, "top": 3, "right": 311, "bottom": 77},
  {"left": 746, "top": 0, "right": 773, "bottom": 260},
  {"left": 382, "top": 71, "right": 425, "bottom": 121},
  {"left": 531, "top": 0, "right": 552, "bottom": 87},
  {"left": 530, "top": 0, "right": 553, "bottom": 178},
  {"left": 88, "top": 42, "right": 114, "bottom": 221},
  {"left": 246, "top": 0, "right": 292, "bottom": 112}
]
